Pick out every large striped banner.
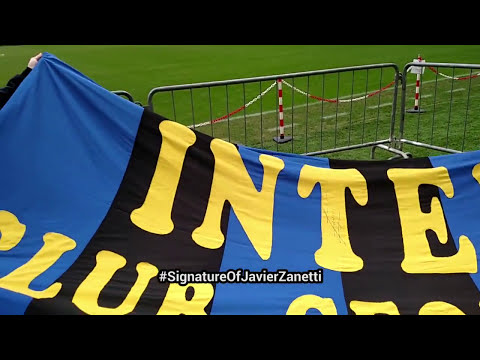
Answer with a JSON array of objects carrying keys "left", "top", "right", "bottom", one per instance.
[{"left": 1, "top": 53, "right": 480, "bottom": 315}]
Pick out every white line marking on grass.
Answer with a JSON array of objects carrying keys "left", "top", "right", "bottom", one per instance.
[
  {"left": 267, "top": 123, "right": 299, "bottom": 132},
  {"left": 446, "top": 88, "right": 466, "bottom": 93},
  {"left": 417, "top": 101, "right": 449, "bottom": 108},
  {"left": 323, "top": 112, "right": 349, "bottom": 120},
  {"left": 421, "top": 94, "right": 432, "bottom": 99},
  {"left": 191, "top": 108, "right": 279, "bottom": 128},
  {"left": 368, "top": 102, "right": 392, "bottom": 109},
  {"left": 415, "top": 94, "right": 480, "bottom": 109},
  {"left": 191, "top": 106, "right": 311, "bottom": 129}
]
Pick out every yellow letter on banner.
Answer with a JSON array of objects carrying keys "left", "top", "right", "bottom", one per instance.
[
  {"left": 0, "top": 233, "right": 76, "bottom": 298},
  {"left": 72, "top": 250, "right": 159, "bottom": 315},
  {"left": 157, "top": 283, "right": 214, "bottom": 315},
  {"left": 297, "top": 166, "right": 368, "bottom": 272},
  {"left": 474, "top": 164, "right": 480, "bottom": 185},
  {"left": 131, "top": 121, "right": 197, "bottom": 235},
  {"left": 350, "top": 301, "right": 400, "bottom": 315},
  {"left": 192, "top": 139, "right": 284, "bottom": 260},
  {"left": 419, "top": 301, "right": 465, "bottom": 315},
  {"left": 286, "top": 295, "right": 337, "bottom": 315},
  {"left": 0, "top": 210, "right": 26, "bottom": 251},
  {"left": 387, "top": 167, "right": 477, "bottom": 274}
]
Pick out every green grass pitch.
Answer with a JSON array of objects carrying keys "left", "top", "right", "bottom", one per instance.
[{"left": 1, "top": 45, "right": 480, "bottom": 160}]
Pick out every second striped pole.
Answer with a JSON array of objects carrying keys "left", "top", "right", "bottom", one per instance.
[
  {"left": 273, "top": 78, "right": 293, "bottom": 144},
  {"left": 407, "top": 55, "right": 426, "bottom": 114}
]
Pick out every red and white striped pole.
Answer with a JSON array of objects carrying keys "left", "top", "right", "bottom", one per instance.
[
  {"left": 273, "top": 78, "right": 292, "bottom": 144},
  {"left": 278, "top": 79, "right": 285, "bottom": 139},
  {"left": 414, "top": 55, "right": 422, "bottom": 110},
  {"left": 407, "top": 54, "right": 426, "bottom": 113}
]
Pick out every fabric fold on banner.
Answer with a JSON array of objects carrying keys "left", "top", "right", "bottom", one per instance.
[{"left": 0, "top": 53, "right": 143, "bottom": 314}]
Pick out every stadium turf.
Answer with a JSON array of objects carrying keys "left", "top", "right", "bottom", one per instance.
[{"left": 1, "top": 45, "right": 480, "bottom": 159}]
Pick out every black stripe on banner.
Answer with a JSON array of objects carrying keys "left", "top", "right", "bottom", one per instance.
[
  {"left": 26, "top": 109, "right": 230, "bottom": 315},
  {"left": 330, "top": 157, "right": 480, "bottom": 315}
]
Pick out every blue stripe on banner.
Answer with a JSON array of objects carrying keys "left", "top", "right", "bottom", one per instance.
[
  {"left": 0, "top": 53, "right": 143, "bottom": 314},
  {"left": 211, "top": 146, "right": 348, "bottom": 315},
  {"left": 430, "top": 151, "right": 480, "bottom": 289},
  {"left": 430, "top": 150, "right": 480, "bottom": 293}
]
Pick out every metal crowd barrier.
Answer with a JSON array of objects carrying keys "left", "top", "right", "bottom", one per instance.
[
  {"left": 112, "top": 91, "right": 143, "bottom": 107},
  {"left": 146, "top": 64, "right": 402, "bottom": 159},
  {"left": 120, "top": 59, "right": 480, "bottom": 160},
  {"left": 398, "top": 62, "right": 480, "bottom": 157}
]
